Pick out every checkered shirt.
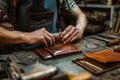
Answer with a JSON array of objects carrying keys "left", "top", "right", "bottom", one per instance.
[{"left": 62, "top": 0, "right": 76, "bottom": 10}]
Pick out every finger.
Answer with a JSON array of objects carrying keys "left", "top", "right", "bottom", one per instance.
[
  {"left": 61, "top": 25, "right": 73, "bottom": 37},
  {"left": 62, "top": 27, "right": 76, "bottom": 42},
  {"left": 70, "top": 35, "right": 78, "bottom": 42},
  {"left": 43, "top": 38, "right": 48, "bottom": 47},
  {"left": 44, "top": 33, "right": 53, "bottom": 46},
  {"left": 44, "top": 30, "right": 55, "bottom": 45},
  {"left": 62, "top": 33, "right": 70, "bottom": 43},
  {"left": 70, "top": 28, "right": 83, "bottom": 42},
  {"left": 42, "top": 28, "right": 55, "bottom": 45},
  {"left": 63, "top": 30, "right": 77, "bottom": 44},
  {"left": 40, "top": 36, "right": 48, "bottom": 47}
]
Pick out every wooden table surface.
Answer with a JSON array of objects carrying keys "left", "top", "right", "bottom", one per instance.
[{"left": 1, "top": 33, "right": 120, "bottom": 80}]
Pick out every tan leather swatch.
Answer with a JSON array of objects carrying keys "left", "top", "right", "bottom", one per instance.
[{"left": 84, "top": 49, "right": 120, "bottom": 63}]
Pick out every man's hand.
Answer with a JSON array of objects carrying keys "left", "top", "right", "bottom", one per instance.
[
  {"left": 24, "top": 28, "right": 55, "bottom": 47},
  {"left": 60, "top": 25, "right": 83, "bottom": 44}
]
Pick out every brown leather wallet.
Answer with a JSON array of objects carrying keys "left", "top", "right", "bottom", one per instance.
[
  {"left": 33, "top": 33, "right": 82, "bottom": 60},
  {"left": 72, "top": 57, "right": 120, "bottom": 75},
  {"left": 73, "top": 50, "right": 120, "bottom": 75}
]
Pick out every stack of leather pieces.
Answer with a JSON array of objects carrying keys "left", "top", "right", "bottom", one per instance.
[
  {"left": 73, "top": 49, "right": 120, "bottom": 75},
  {"left": 33, "top": 33, "right": 82, "bottom": 60}
]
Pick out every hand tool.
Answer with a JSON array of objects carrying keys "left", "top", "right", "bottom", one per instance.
[
  {"left": 91, "top": 40, "right": 120, "bottom": 53},
  {"left": 9, "top": 63, "right": 19, "bottom": 80},
  {"left": 0, "top": 63, "right": 5, "bottom": 74},
  {"left": 90, "top": 36, "right": 120, "bottom": 46},
  {"left": 98, "top": 33, "right": 119, "bottom": 39},
  {"left": 118, "top": 28, "right": 120, "bottom": 34},
  {"left": 75, "top": 61, "right": 99, "bottom": 73},
  {"left": 20, "top": 62, "right": 58, "bottom": 80},
  {"left": 113, "top": 46, "right": 120, "bottom": 53},
  {"left": 0, "top": 56, "right": 9, "bottom": 62},
  {"left": 115, "top": 18, "right": 120, "bottom": 33},
  {"left": 79, "top": 60, "right": 103, "bottom": 71}
]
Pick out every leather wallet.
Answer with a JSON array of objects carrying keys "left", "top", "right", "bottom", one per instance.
[
  {"left": 33, "top": 33, "right": 82, "bottom": 60},
  {"left": 72, "top": 57, "right": 120, "bottom": 75},
  {"left": 73, "top": 49, "right": 120, "bottom": 75},
  {"left": 84, "top": 49, "right": 120, "bottom": 63}
]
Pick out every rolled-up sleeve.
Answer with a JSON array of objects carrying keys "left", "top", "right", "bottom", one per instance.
[{"left": 61, "top": 0, "right": 76, "bottom": 10}]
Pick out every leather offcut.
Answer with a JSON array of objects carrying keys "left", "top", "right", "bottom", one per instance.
[{"left": 84, "top": 49, "right": 120, "bottom": 63}]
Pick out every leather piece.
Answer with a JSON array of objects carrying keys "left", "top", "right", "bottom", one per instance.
[
  {"left": 33, "top": 43, "right": 81, "bottom": 60},
  {"left": 0, "top": 63, "right": 4, "bottom": 74},
  {"left": 84, "top": 49, "right": 120, "bottom": 63},
  {"left": 46, "top": 44, "right": 81, "bottom": 57},
  {"left": 33, "top": 33, "right": 82, "bottom": 60},
  {"left": 33, "top": 48, "right": 52, "bottom": 59},
  {"left": 73, "top": 57, "right": 120, "bottom": 75}
]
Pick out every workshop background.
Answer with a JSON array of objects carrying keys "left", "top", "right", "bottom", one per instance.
[
  {"left": 0, "top": 0, "right": 120, "bottom": 80},
  {"left": 61, "top": 0, "right": 120, "bottom": 35}
]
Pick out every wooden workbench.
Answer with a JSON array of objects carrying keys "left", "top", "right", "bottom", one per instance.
[{"left": 1, "top": 33, "right": 120, "bottom": 80}]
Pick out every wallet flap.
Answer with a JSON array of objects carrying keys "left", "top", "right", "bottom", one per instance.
[
  {"left": 84, "top": 49, "right": 120, "bottom": 63},
  {"left": 47, "top": 44, "right": 81, "bottom": 57},
  {"left": 33, "top": 48, "right": 52, "bottom": 59},
  {"left": 33, "top": 43, "right": 81, "bottom": 60}
]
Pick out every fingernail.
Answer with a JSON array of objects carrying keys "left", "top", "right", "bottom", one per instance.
[
  {"left": 63, "top": 42, "right": 66, "bottom": 44},
  {"left": 61, "top": 34, "right": 63, "bottom": 37}
]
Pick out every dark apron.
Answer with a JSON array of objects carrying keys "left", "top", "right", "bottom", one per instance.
[
  {"left": 15, "top": 0, "right": 58, "bottom": 32},
  {"left": 14, "top": 0, "right": 59, "bottom": 50}
]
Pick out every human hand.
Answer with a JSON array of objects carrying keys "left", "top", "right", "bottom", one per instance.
[
  {"left": 60, "top": 25, "right": 83, "bottom": 44},
  {"left": 24, "top": 28, "right": 55, "bottom": 47}
]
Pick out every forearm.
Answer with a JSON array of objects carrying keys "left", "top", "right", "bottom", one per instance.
[
  {"left": 0, "top": 27, "right": 55, "bottom": 45},
  {"left": 76, "top": 13, "right": 87, "bottom": 33},
  {"left": 0, "top": 27, "right": 28, "bottom": 44},
  {"left": 70, "top": 5, "right": 87, "bottom": 33}
]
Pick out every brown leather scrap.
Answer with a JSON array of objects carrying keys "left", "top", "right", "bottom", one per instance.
[{"left": 84, "top": 49, "right": 120, "bottom": 63}]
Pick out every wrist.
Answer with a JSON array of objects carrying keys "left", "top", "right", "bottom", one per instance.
[
  {"left": 76, "top": 26, "right": 84, "bottom": 39},
  {"left": 76, "top": 26, "right": 83, "bottom": 34},
  {"left": 19, "top": 32, "right": 30, "bottom": 44}
]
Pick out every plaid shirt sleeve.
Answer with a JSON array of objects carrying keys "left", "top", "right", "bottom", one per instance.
[
  {"left": 0, "top": 0, "right": 7, "bottom": 14},
  {"left": 61, "top": 0, "right": 76, "bottom": 10}
]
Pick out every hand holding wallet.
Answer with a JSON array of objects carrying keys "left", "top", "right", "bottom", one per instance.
[{"left": 33, "top": 33, "right": 82, "bottom": 60}]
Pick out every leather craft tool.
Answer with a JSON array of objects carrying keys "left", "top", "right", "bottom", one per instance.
[
  {"left": 92, "top": 41, "right": 120, "bottom": 53},
  {"left": 79, "top": 60, "right": 103, "bottom": 72},
  {"left": 114, "top": 18, "right": 120, "bottom": 34},
  {"left": 90, "top": 36, "right": 120, "bottom": 46},
  {"left": 98, "top": 34, "right": 117, "bottom": 39},
  {"left": 20, "top": 62, "right": 58, "bottom": 80},
  {"left": 113, "top": 46, "right": 120, "bottom": 53}
]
